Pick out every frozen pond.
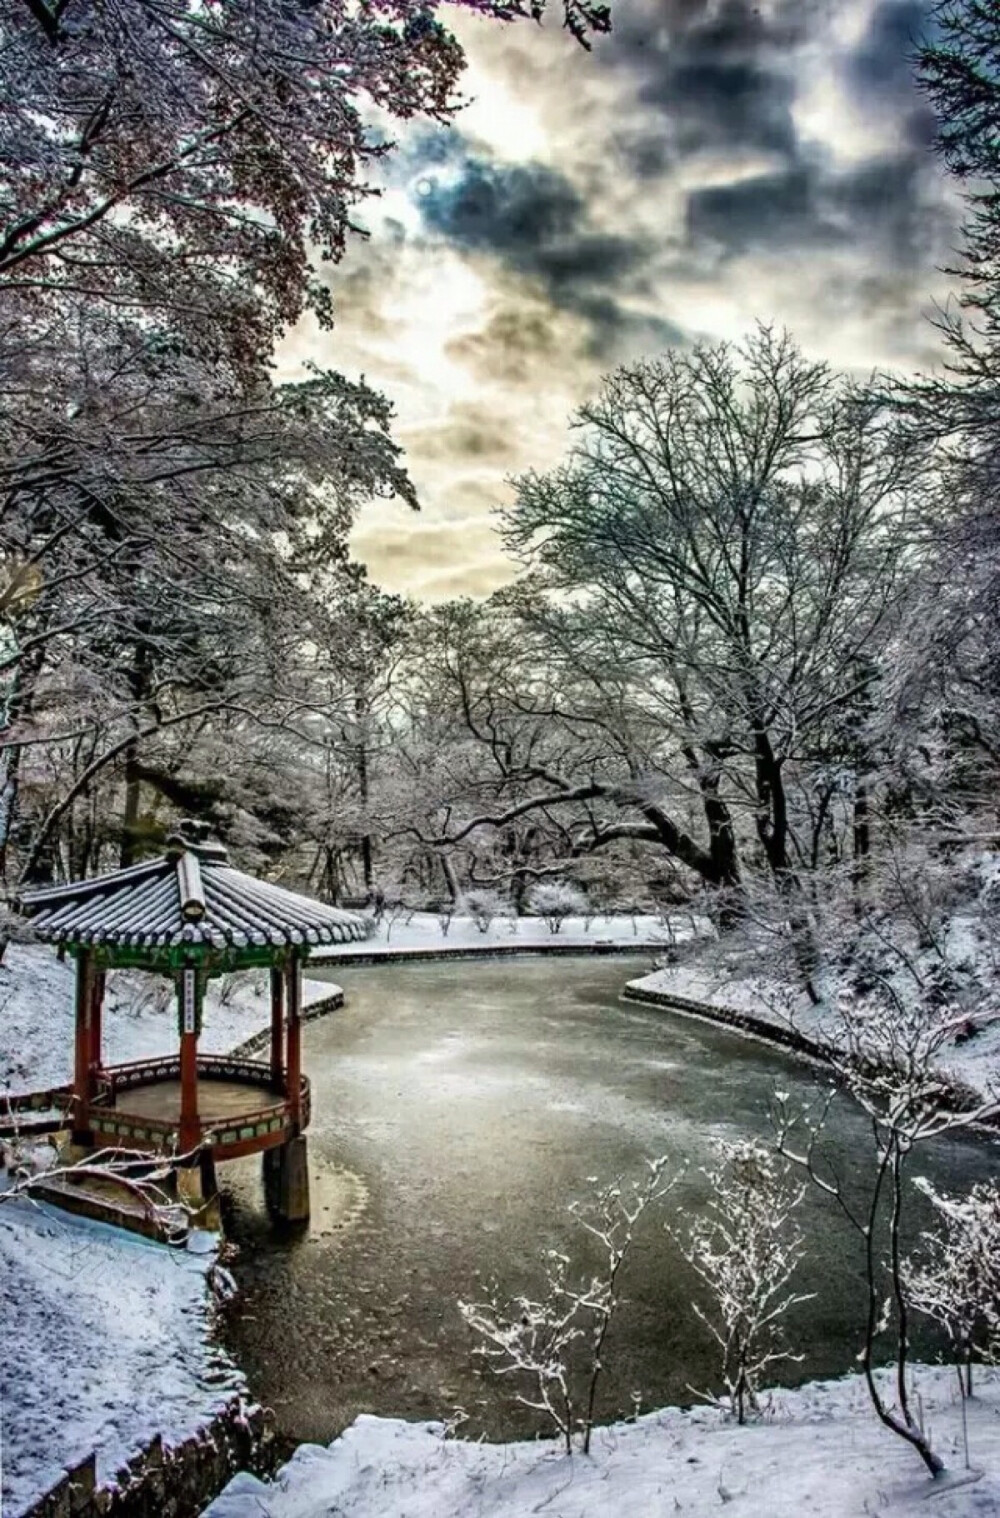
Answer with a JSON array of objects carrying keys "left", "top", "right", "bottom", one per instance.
[{"left": 218, "top": 956, "right": 997, "bottom": 1447}]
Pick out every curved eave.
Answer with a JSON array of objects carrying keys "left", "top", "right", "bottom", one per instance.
[{"left": 21, "top": 851, "right": 371, "bottom": 955}]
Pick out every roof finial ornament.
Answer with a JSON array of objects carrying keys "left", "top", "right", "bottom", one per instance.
[{"left": 166, "top": 818, "right": 228, "bottom": 862}]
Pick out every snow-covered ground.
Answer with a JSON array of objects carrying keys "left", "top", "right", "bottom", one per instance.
[
  {"left": 314, "top": 910, "right": 692, "bottom": 959},
  {"left": 205, "top": 1366, "right": 1000, "bottom": 1518},
  {"left": 626, "top": 961, "right": 841, "bottom": 1040},
  {"left": 0, "top": 943, "right": 337, "bottom": 1095},
  {"left": 621, "top": 850, "right": 1000, "bottom": 1106},
  {"left": 1, "top": 1200, "right": 245, "bottom": 1518}
]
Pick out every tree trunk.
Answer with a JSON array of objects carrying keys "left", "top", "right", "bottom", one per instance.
[
  {"left": 120, "top": 737, "right": 141, "bottom": 868},
  {"left": 440, "top": 852, "right": 461, "bottom": 902},
  {"left": 0, "top": 645, "right": 44, "bottom": 880},
  {"left": 852, "top": 770, "right": 871, "bottom": 915},
  {"left": 0, "top": 742, "right": 22, "bottom": 884},
  {"left": 679, "top": 740, "right": 742, "bottom": 924},
  {"left": 120, "top": 640, "right": 153, "bottom": 868},
  {"left": 356, "top": 688, "right": 373, "bottom": 891}
]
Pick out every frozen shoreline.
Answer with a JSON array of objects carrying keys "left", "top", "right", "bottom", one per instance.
[
  {"left": 625, "top": 961, "right": 1000, "bottom": 1106},
  {"left": 310, "top": 909, "right": 693, "bottom": 962}
]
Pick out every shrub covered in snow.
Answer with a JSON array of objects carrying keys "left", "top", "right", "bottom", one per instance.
[
  {"left": 670, "top": 1140, "right": 810, "bottom": 1425},
  {"left": 460, "top": 1157, "right": 677, "bottom": 1453},
  {"left": 530, "top": 881, "right": 587, "bottom": 934},
  {"left": 462, "top": 890, "right": 510, "bottom": 934},
  {"left": 907, "top": 1178, "right": 1000, "bottom": 1393}
]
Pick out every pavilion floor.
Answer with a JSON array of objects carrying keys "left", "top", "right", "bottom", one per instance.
[{"left": 109, "top": 1077, "right": 281, "bottom": 1125}]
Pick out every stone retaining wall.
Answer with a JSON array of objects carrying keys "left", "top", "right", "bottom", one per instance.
[
  {"left": 621, "top": 983, "right": 994, "bottom": 1127},
  {"left": 23, "top": 1399, "right": 280, "bottom": 1518},
  {"left": 620, "top": 983, "right": 835, "bottom": 1065}
]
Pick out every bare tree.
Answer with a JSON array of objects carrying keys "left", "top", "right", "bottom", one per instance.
[
  {"left": 398, "top": 333, "right": 923, "bottom": 968},
  {"left": 774, "top": 978, "right": 998, "bottom": 1478},
  {"left": 460, "top": 1157, "right": 677, "bottom": 1454},
  {"left": 669, "top": 1140, "right": 811, "bottom": 1425}
]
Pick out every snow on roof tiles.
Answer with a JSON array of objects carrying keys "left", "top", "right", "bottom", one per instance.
[{"left": 15, "top": 831, "right": 369, "bottom": 951}]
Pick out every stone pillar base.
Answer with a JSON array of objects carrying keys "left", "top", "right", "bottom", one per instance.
[
  {"left": 262, "top": 1136, "right": 310, "bottom": 1224},
  {"left": 177, "top": 1156, "right": 222, "bottom": 1233}
]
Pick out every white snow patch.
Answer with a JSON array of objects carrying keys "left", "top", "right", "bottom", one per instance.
[
  {"left": 0, "top": 1200, "right": 243, "bottom": 1518},
  {"left": 315, "top": 911, "right": 697, "bottom": 958},
  {"left": 203, "top": 1367, "right": 1000, "bottom": 1518}
]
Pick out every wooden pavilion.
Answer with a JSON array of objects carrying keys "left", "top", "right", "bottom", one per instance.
[{"left": 14, "top": 823, "right": 369, "bottom": 1223}]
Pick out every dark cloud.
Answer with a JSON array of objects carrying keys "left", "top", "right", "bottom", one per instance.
[
  {"left": 407, "top": 134, "right": 675, "bottom": 355},
  {"left": 416, "top": 152, "right": 641, "bottom": 283},
  {"left": 687, "top": 167, "right": 813, "bottom": 250},
  {"left": 686, "top": 153, "right": 936, "bottom": 267},
  {"left": 655, "top": 0, "right": 946, "bottom": 268},
  {"left": 608, "top": 0, "right": 816, "bottom": 171},
  {"left": 420, "top": 158, "right": 582, "bottom": 259},
  {"left": 847, "top": 0, "right": 927, "bottom": 96},
  {"left": 612, "top": 127, "right": 672, "bottom": 182}
]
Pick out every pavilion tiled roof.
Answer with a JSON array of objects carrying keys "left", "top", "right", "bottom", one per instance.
[{"left": 15, "top": 829, "right": 370, "bottom": 951}]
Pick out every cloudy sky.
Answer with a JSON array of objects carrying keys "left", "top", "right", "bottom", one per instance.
[{"left": 280, "top": 0, "right": 961, "bottom": 601}]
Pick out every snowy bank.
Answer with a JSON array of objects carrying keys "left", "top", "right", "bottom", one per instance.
[
  {"left": 313, "top": 911, "right": 694, "bottom": 961},
  {"left": 0, "top": 943, "right": 339, "bottom": 1095},
  {"left": 204, "top": 1366, "right": 1000, "bottom": 1518},
  {"left": 626, "top": 962, "right": 1000, "bottom": 1106},
  {"left": 0, "top": 1201, "right": 244, "bottom": 1518}
]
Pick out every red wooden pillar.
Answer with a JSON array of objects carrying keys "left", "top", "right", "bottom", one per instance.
[
  {"left": 89, "top": 969, "right": 106, "bottom": 1074},
  {"left": 178, "top": 964, "right": 202, "bottom": 1154},
  {"left": 72, "top": 950, "right": 95, "bottom": 1143},
  {"left": 285, "top": 955, "right": 302, "bottom": 1132},
  {"left": 270, "top": 966, "right": 284, "bottom": 1090}
]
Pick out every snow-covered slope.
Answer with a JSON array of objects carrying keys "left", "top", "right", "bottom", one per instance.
[
  {"left": 1, "top": 1201, "right": 244, "bottom": 1518},
  {"left": 0, "top": 944, "right": 339, "bottom": 1517},
  {"left": 204, "top": 1367, "right": 1000, "bottom": 1518}
]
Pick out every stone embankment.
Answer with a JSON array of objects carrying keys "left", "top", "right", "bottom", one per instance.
[
  {"left": 622, "top": 981, "right": 994, "bottom": 1127},
  {"left": 620, "top": 983, "right": 835, "bottom": 1064},
  {"left": 23, "top": 1400, "right": 280, "bottom": 1518},
  {"left": 229, "top": 987, "right": 344, "bottom": 1057}
]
